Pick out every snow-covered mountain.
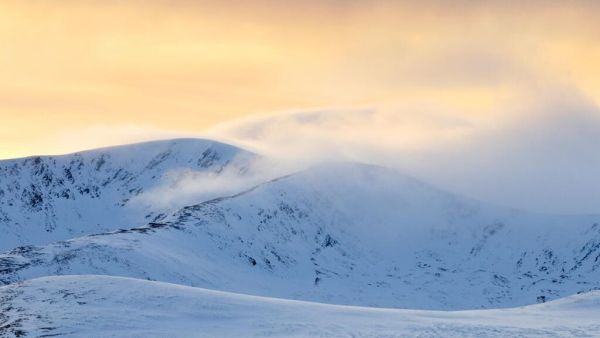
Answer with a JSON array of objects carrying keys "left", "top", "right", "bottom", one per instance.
[
  {"left": 2, "top": 275, "right": 599, "bottom": 338},
  {"left": 1, "top": 161, "right": 599, "bottom": 310},
  {"left": 0, "top": 138, "right": 256, "bottom": 251}
]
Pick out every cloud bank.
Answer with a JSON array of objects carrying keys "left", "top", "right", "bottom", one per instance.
[{"left": 204, "top": 92, "right": 600, "bottom": 215}]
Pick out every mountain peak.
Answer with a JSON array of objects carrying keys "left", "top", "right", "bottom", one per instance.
[{"left": 0, "top": 138, "right": 257, "bottom": 250}]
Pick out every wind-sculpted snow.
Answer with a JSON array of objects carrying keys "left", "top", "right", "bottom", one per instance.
[
  {"left": 1, "top": 275, "right": 600, "bottom": 337},
  {"left": 1, "top": 163, "right": 599, "bottom": 310},
  {"left": 0, "top": 138, "right": 256, "bottom": 251}
]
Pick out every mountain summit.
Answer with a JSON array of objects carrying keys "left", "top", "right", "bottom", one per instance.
[{"left": 0, "top": 138, "right": 256, "bottom": 251}]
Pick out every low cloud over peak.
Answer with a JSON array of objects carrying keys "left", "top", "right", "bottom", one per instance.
[{"left": 206, "top": 93, "right": 600, "bottom": 215}]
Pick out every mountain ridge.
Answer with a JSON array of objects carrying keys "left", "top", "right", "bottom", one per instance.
[
  {"left": 1, "top": 162, "right": 599, "bottom": 310},
  {"left": 0, "top": 138, "right": 257, "bottom": 251}
]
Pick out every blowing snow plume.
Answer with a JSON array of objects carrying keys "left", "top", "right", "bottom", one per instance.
[
  {"left": 130, "top": 155, "right": 295, "bottom": 211},
  {"left": 205, "top": 93, "right": 600, "bottom": 215}
]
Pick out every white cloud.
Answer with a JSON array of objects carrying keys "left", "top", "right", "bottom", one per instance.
[
  {"left": 204, "top": 93, "right": 600, "bottom": 215},
  {"left": 130, "top": 155, "right": 296, "bottom": 211}
]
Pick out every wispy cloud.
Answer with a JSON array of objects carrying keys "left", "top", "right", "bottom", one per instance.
[{"left": 130, "top": 155, "right": 293, "bottom": 211}]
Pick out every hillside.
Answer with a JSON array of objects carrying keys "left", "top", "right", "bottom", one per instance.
[
  {"left": 1, "top": 162, "right": 599, "bottom": 310},
  {"left": 0, "top": 138, "right": 256, "bottom": 251}
]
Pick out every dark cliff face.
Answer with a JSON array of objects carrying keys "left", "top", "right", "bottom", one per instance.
[
  {"left": 1, "top": 163, "right": 599, "bottom": 310},
  {"left": 0, "top": 139, "right": 255, "bottom": 251}
]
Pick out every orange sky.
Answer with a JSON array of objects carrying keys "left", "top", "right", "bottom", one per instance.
[{"left": 1, "top": 1, "right": 600, "bottom": 159}]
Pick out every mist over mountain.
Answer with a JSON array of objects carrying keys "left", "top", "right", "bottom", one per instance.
[{"left": 207, "top": 102, "right": 600, "bottom": 215}]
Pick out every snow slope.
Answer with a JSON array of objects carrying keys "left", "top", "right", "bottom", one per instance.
[
  {"left": 1, "top": 275, "right": 599, "bottom": 338},
  {"left": 0, "top": 139, "right": 256, "bottom": 251},
  {"left": 1, "top": 163, "right": 599, "bottom": 310}
]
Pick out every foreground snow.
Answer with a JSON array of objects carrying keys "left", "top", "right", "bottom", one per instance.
[{"left": 1, "top": 275, "right": 599, "bottom": 337}]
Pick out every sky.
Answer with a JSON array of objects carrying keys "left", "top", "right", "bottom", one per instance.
[
  {"left": 1, "top": 0, "right": 600, "bottom": 157},
  {"left": 1, "top": 1, "right": 600, "bottom": 213}
]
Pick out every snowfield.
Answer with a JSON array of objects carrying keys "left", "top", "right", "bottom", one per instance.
[
  {"left": 1, "top": 275, "right": 600, "bottom": 337},
  {"left": 1, "top": 139, "right": 600, "bottom": 336}
]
